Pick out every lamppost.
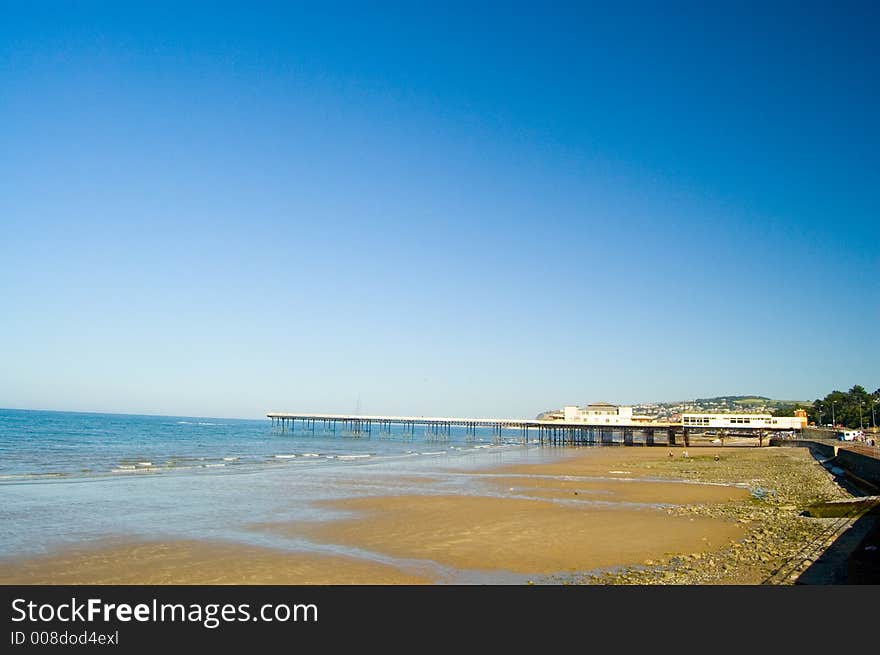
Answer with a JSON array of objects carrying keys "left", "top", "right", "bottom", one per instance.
[
  {"left": 831, "top": 401, "right": 836, "bottom": 427},
  {"left": 859, "top": 401, "right": 864, "bottom": 430},
  {"left": 872, "top": 399, "right": 877, "bottom": 447}
]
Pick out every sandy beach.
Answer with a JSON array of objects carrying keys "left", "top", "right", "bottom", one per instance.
[
  {"left": 275, "top": 494, "right": 745, "bottom": 577},
  {"left": 0, "top": 445, "right": 850, "bottom": 584},
  {"left": 0, "top": 540, "right": 430, "bottom": 585}
]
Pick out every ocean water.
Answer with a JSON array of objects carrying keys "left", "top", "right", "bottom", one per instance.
[
  {"left": 0, "top": 409, "right": 545, "bottom": 480},
  {"left": 0, "top": 408, "right": 562, "bottom": 575}
]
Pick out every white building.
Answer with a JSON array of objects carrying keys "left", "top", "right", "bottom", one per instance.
[
  {"left": 682, "top": 413, "right": 806, "bottom": 430},
  {"left": 563, "top": 402, "right": 645, "bottom": 425}
]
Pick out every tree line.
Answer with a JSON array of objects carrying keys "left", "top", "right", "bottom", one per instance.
[{"left": 773, "top": 385, "right": 880, "bottom": 429}]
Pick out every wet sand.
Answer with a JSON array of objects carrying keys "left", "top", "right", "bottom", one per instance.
[
  {"left": 275, "top": 493, "right": 745, "bottom": 576},
  {"left": 2, "top": 445, "right": 829, "bottom": 584},
  {"left": 0, "top": 540, "right": 431, "bottom": 585},
  {"left": 495, "top": 445, "right": 731, "bottom": 479},
  {"left": 488, "top": 475, "right": 750, "bottom": 505},
  {"left": 258, "top": 449, "right": 752, "bottom": 577}
]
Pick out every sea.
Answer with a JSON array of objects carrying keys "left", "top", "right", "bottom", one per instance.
[{"left": 0, "top": 408, "right": 562, "bottom": 578}]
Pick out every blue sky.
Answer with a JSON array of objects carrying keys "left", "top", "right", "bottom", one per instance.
[{"left": 1, "top": 2, "right": 877, "bottom": 419}]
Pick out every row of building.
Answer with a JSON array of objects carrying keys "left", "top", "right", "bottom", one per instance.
[{"left": 559, "top": 402, "right": 807, "bottom": 431}]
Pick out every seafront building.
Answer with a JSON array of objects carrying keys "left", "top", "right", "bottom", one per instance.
[{"left": 562, "top": 402, "right": 807, "bottom": 431}]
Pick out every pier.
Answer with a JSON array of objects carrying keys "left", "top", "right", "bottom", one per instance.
[{"left": 266, "top": 412, "right": 798, "bottom": 446}]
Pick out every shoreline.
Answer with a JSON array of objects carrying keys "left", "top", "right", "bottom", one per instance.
[{"left": 0, "top": 445, "right": 852, "bottom": 585}]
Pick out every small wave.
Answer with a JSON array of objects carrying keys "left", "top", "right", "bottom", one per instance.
[
  {"left": 274, "top": 454, "right": 297, "bottom": 459},
  {"left": 301, "top": 453, "right": 321, "bottom": 458},
  {"left": 222, "top": 457, "right": 238, "bottom": 461},
  {"left": 337, "top": 454, "right": 371, "bottom": 460},
  {"left": 203, "top": 463, "right": 225, "bottom": 468},
  {"left": 421, "top": 451, "right": 446, "bottom": 456}
]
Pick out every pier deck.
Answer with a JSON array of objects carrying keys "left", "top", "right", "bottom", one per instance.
[{"left": 266, "top": 412, "right": 796, "bottom": 446}]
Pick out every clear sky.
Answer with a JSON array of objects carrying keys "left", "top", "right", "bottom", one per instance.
[{"left": 1, "top": 2, "right": 877, "bottom": 419}]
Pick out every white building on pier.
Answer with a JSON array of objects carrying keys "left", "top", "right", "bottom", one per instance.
[{"left": 563, "top": 402, "right": 651, "bottom": 425}]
